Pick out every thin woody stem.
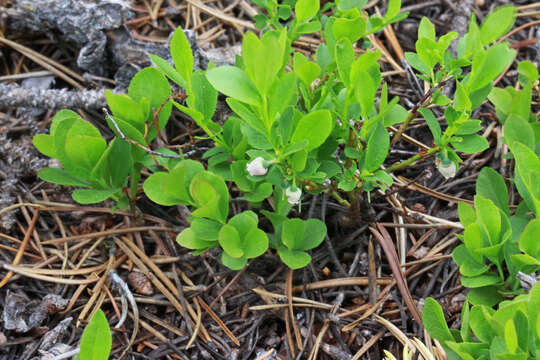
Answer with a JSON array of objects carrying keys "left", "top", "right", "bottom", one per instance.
[
  {"left": 103, "top": 108, "right": 181, "bottom": 160},
  {"left": 385, "top": 147, "right": 439, "bottom": 173},
  {"left": 390, "top": 76, "right": 453, "bottom": 145}
]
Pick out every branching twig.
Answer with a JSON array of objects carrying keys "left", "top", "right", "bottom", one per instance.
[{"left": 103, "top": 108, "right": 182, "bottom": 159}]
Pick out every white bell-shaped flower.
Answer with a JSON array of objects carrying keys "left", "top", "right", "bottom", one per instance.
[
  {"left": 437, "top": 159, "right": 457, "bottom": 180},
  {"left": 246, "top": 157, "right": 267, "bottom": 176},
  {"left": 285, "top": 186, "right": 302, "bottom": 205}
]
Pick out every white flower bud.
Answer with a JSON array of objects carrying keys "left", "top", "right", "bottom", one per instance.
[
  {"left": 285, "top": 187, "right": 302, "bottom": 205},
  {"left": 246, "top": 157, "right": 267, "bottom": 176},
  {"left": 437, "top": 159, "right": 457, "bottom": 180},
  {"left": 323, "top": 178, "right": 331, "bottom": 186}
]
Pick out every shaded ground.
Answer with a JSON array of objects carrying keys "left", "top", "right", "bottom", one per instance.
[{"left": 0, "top": 0, "right": 538, "bottom": 359}]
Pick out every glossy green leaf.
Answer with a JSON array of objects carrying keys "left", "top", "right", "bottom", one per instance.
[
  {"left": 295, "top": 0, "right": 319, "bottom": 23},
  {"left": 422, "top": 298, "right": 454, "bottom": 343},
  {"left": 72, "top": 189, "right": 118, "bottom": 205},
  {"left": 177, "top": 228, "right": 217, "bottom": 250},
  {"left": 170, "top": 28, "right": 194, "bottom": 85},
  {"left": 479, "top": 5, "right": 516, "bottom": 45},
  {"left": 219, "top": 224, "right": 244, "bottom": 258},
  {"left": 278, "top": 247, "right": 312, "bottom": 269},
  {"left": 79, "top": 309, "right": 111, "bottom": 360},
  {"left": 206, "top": 66, "right": 261, "bottom": 105},
  {"left": 290, "top": 110, "right": 332, "bottom": 151},
  {"left": 476, "top": 167, "right": 509, "bottom": 216},
  {"left": 364, "top": 122, "right": 389, "bottom": 171},
  {"left": 37, "top": 168, "right": 90, "bottom": 187},
  {"left": 148, "top": 54, "right": 187, "bottom": 88}
]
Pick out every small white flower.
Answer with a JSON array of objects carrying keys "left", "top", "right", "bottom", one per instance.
[
  {"left": 246, "top": 157, "right": 267, "bottom": 176},
  {"left": 437, "top": 159, "right": 457, "bottom": 180},
  {"left": 323, "top": 178, "right": 331, "bottom": 187},
  {"left": 285, "top": 186, "right": 302, "bottom": 205}
]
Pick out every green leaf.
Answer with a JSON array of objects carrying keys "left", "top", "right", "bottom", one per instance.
[
  {"left": 364, "top": 121, "right": 389, "bottom": 171},
  {"left": 79, "top": 309, "right": 111, "bottom": 360},
  {"left": 466, "top": 286, "right": 503, "bottom": 307},
  {"left": 458, "top": 202, "right": 476, "bottom": 227},
  {"left": 405, "top": 52, "right": 430, "bottom": 76},
  {"left": 148, "top": 54, "right": 187, "bottom": 88},
  {"left": 278, "top": 247, "right": 312, "bottom": 269},
  {"left": 33, "top": 134, "right": 56, "bottom": 158},
  {"left": 454, "top": 81, "right": 471, "bottom": 111},
  {"left": 504, "top": 114, "right": 535, "bottom": 150},
  {"left": 335, "top": 38, "right": 354, "bottom": 86},
  {"left": 507, "top": 141, "right": 540, "bottom": 216},
  {"left": 242, "top": 30, "right": 287, "bottom": 96},
  {"left": 170, "top": 28, "right": 194, "bottom": 85},
  {"left": 206, "top": 66, "right": 261, "bottom": 105},
  {"left": 282, "top": 218, "right": 305, "bottom": 250},
  {"left": 190, "top": 171, "right": 229, "bottom": 223},
  {"left": 422, "top": 298, "right": 454, "bottom": 343},
  {"left": 419, "top": 108, "right": 441, "bottom": 145},
  {"left": 37, "top": 168, "right": 90, "bottom": 187},
  {"left": 518, "top": 219, "right": 540, "bottom": 258},
  {"left": 128, "top": 67, "right": 172, "bottom": 135},
  {"left": 384, "top": 0, "right": 401, "bottom": 21},
  {"left": 190, "top": 70, "right": 218, "bottom": 122},
  {"left": 336, "top": 0, "right": 367, "bottom": 11},
  {"left": 451, "top": 134, "right": 489, "bottom": 154},
  {"left": 469, "top": 305, "right": 497, "bottom": 343},
  {"left": 476, "top": 167, "right": 509, "bottom": 216},
  {"left": 105, "top": 91, "right": 146, "bottom": 133},
  {"left": 527, "top": 282, "right": 540, "bottom": 339},
  {"left": 144, "top": 172, "right": 182, "bottom": 206},
  {"left": 221, "top": 252, "right": 247, "bottom": 270},
  {"left": 383, "top": 103, "right": 408, "bottom": 126},
  {"left": 461, "top": 273, "right": 500, "bottom": 288},
  {"left": 295, "top": 0, "right": 319, "bottom": 23},
  {"left": 479, "top": 5, "right": 517, "bottom": 45},
  {"left": 296, "top": 61, "right": 321, "bottom": 88},
  {"left": 219, "top": 224, "right": 244, "bottom": 258},
  {"left": 517, "top": 61, "right": 539, "bottom": 86},
  {"left": 191, "top": 218, "right": 222, "bottom": 241},
  {"left": 475, "top": 195, "right": 501, "bottom": 246},
  {"left": 245, "top": 182, "right": 273, "bottom": 202},
  {"left": 72, "top": 189, "right": 118, "bottom": 204},
  {"left": 242, "top": 227, "right": 268, "bottom": 258},
  {"left": 418, "top": 17, "right": 436, "bottom": 41},
  {"left": 65, "top": 136, "right": 106, "bottom": 173},
  {"left": 299, "top": 219, "right": 326, "bottom": 250},
  {"left": 268, "top": 73, "right": 297, "bottom": 120},
  {"left": 332, "top": 16, "right": 366, "bottom": 43},
  {"left": 177, "top": 228, "right": 216, "bottom": 250},
  {"left": 469, "top": 44, "right": 516, "bottom": 93},
  {"left": 290, "top": 110, "right": 332, "bottom": 151}
]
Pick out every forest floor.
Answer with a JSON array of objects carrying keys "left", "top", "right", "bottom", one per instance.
[{"left": 0, "top": 0, "right": 539, "bottom": 359}]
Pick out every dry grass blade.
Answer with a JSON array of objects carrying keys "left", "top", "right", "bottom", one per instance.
[
  {"left": 0, "top": 209, "right": 39, "bottom": 289},
  {"left": 375, "top": 315, "right": 416, "bottom": 352},
  {"left": 370, "top": 224, "right": 422, "bottom": 325},
  {"left": 291, "top": 276, "right": 391, "bottom": 292},
  {"left": 2, "top": 265, "right": 100, "bottom": 285},
  {"left": 198, "top": 297, "right": 240, "bottom": 346},
  {"left": 0, "top": 36, "right": 84, "bottom": 89},
  {"left": 185, "top": 0, "right": 255, "bottom": 29},
  {"left": 4, "top": 264, "right": 106, "bottom": 276},
  {"left": 185, "top": 297, "right": 202, "bottom": 349},
  {"left": 41, "top": 226, "right": 171, "bottom": 245},
  {"left": 350, "top": 330, "right": 385, "bottom": 360},
  {"left": 286, "top": 269, "right": 303, "bottom": 351}
]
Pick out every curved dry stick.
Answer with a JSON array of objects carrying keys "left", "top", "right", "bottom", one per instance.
[{"left": 369, "top": 224, "right": 422, "bottom": 325}]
